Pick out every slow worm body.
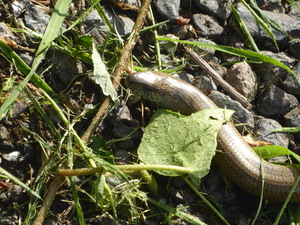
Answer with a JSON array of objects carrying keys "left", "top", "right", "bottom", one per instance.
[{"left": 126, "top": 71, "right": 300, "bottom": 202}]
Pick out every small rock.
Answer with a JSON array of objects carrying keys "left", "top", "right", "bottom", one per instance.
[
  {"left": 225, "top": 62, "right": 257, "bottom": 99},
  {"left": 0, "top": 22, "right": 16, "bottom": 41},
  {"left": 254, "top": 51, "right": 295, "bottom": 86},
  {"left": 282, "top": 63, "right": 300, "bottom": 96},
  {"left": 254, "top": 118, "right": 291, "bottom": 148},
  {"left": 2, "top": 151, "right": 21, "bottom": 162},
  {"left": 288, "top": 1, "right": 300, "bottom": 17},
  {"left": 186, "top": 38, "right": 217, "bottom": 61},
  {"left": 159, "top": 34, "right": 179, "bottom": 56},
  {"left": 113, "top": 119, "right": 142, "bottom": 149},
  {"left": 192, "top": 14, "right": 224, "bottom": 40},
  {"left": 11, "top": 0, "right": 30, "bottom": 17},
  {"left": 10, "top": 93, "right": 30, "bottom": 119},
  {"left": 284, "top": 104, "right": 300, "bottom": 127},
  {"left": 51, "top": 52, "right": 81, "bottom": 88},
  {"left": 284, "top": 104, "right": 300, "bottom": 141},
  {"left": 195, "top": 74, "right": 217, "bottom": 95},
  {"left": 208, "top": 91, "right": 255, "bottom": 130},
  {"left": 256, "top": 85, "right": 298, "bottom": 116},
  {"left": 154, "top": 0, "right": 180, "bottom": 20},
  {"left": 235, "top": 3, "right": 300, "bottom": 48},
  {"left": 19, "top": 52, "right": 34, "bottom": 66},
  {"left": 257, "top": 0, "right": 285, "bottom": 13},
  {"left": 0, "top": 125, "right": 9, "bottom": 140},
  {"left": 114, "top": 149, "right": 131, "bottom": 164},
  {"left": 84, "top": 8, "right": 134, "bottom": 38},
  {"left": 192, "top": 0, "right": 232, "bottom": 21},
  {"left": 289, "top": 39, "right": 300, "bottom": 60},
  {"left": 24, "top": 4, "right": 50, "bottom": 34},
  {"left": 112, "top": 14, "right": 135, "bottom": 35}
]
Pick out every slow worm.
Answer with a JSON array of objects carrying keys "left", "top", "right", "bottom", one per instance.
[{"left": 126, "top": 71, "right": 300, "bottom": 202}]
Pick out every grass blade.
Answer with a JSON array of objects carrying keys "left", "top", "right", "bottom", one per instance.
[
  {"left": 0, "top": 0, "right": 71, "bottom": 120},
  {"left": 0, "top": 166, "right": 42, "bottom": 200}
]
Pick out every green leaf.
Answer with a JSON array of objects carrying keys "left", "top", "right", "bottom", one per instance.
[
  {"left": 138, "top": 109, "right": 234, "bottom": 184},
  {"left": 253, "top": 145, "right": 300, "bottom": 163},
  {"left": 91, "top": 42, "right": 118, "bottom": 102}
]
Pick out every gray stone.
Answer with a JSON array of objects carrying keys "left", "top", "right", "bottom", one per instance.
[
  {"left": 159, "top": 34, "right": 179, "bottom": 56},
  {"left": 256, "top": 85, "right": 298, "bottom": 116},
  {"left": 192, "top": 0, "right": 232, "bottom": 21},
  {"left": 192, "top": 14, "right": 224, "bottom": 40},
  {"left": 154, "top": 0, "right": 180, "bottom": 20},
  {"left": 208, "top": 91, "right": 255, "bottom": 131},
  {"left": 24, "top": 4, "right": 50, "bottom": 34},
  {"left": 254, "top": 118, "right": 290, "bottom": 147},
  {"left": 2, "top": 151, "right": 21, "bottom": 162},
  {"left": 225, "top": 62, "right": 257, "bottom": 99},
  {"left": 289, "top": 39, "right": 300, "bottom": 60},
  {"left": 52, "top": 52, "right": 80, "bottom": 88},
  {"left": 189, "top": 38, "right": 217, "bottom": 61},
  {"left": 254, "top": 51, "right": 295, "bottom": 86},
  {"left": 0, "top": 22, "right": 16, "bottom": 41},
  {"left": 284, "top": 104, "right": 300, "bottom": 141},
  {"left": 84, "top": 8, "right": 134, "bottom": 38},
  {"left": 11, "top": 0, "right": 30, "bottom": 17},
  {"left": 235, "top": 3, "right": 300, "bottom": 47},
  {"left": 288, "top": 1, "right": 300, "bottom": 17},
  {"left": 0, "top": 125, "right": 9, "bottom": 140},
  {"left": 256, "top": 0, "right": 285, "bottom": 13},
  {"left": 284, "top": 104, "right": 300, "bottom": 127},
  {"left": 195, "top": 74, "right": 217, "bottom": 95},
  {"left": 282, "top": 63, "right": 300, "bottom": 96}
]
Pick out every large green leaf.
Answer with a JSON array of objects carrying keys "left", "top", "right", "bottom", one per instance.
[{"left": 138, "top": 109, "right": 233, "bottom": 184}]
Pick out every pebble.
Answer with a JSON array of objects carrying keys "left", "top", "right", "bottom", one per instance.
[
  {"left": 0, "top": 22, "right": 16, "bottom": 42},
  {"left": 0, "top": 125, "right": 9, "bottom": 140},
  {"left": 289, "top": 39, "right": 300, "bottom": 60},
  {"left": 159, "top": 34, "right": 179, "bottom": 56},
  {"left": 11, "top": 0, "right": 30, "bottom": 17},
  {"left": 235, "top": 3, "right": 300, "bottom": 48},
  {"left": 282, "top": 62, "right": 300, "bottom": 96},
  {"left": 24, "top": 4, "right": 50, "bottom": 34},
  {"left": 257, "top": 0, "right": 285, "bottom": 13},
  {"left": 51, "top": 52, "right": 81, "bottom": 89},
  {"left": 225, "top": 61, "right": 257, "bottom": 99},
  {"left": 84, "top": 8, "right": 134, "bottom": 39},
  {"left": 288, "top": 1, "right": 300, "bottom": 17},
  {"left": 191, "top": 38, "right": 217, "bottom": 61},
  {"left": 256, "top": 85, "right": 298, "bottom": 116},
  {"left": 2, "top": 151, "right": 21, "bottom": 162},
  {"left": 254, "top": 51, "right": 295, "bottom": 86},
  {"left": 208, "top": 91, "right": 255, "bottom": 130},
  {"left": 192, "top": 0, "right": 232, "bottom": 21},
  {"left": 154, "top": 0, "right": 180, "bottom": 21},
  {"left": 195, "top": 74, "right": 218, "bottom": 95},
  {"left": 254, "top": 118, "right": 291, "bottom": 148},
  {"left": 192, "top": 14, "right": 224, "bottom": 40},
  {"left": 284, "top": 104, "right": 300, "bottom": 141}
]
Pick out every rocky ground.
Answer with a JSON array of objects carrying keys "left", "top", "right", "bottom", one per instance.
[{"left": 1, "top": 0, "right": 300, "bottom": 224}]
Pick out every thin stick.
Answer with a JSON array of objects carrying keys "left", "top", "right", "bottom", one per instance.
[
  {"left": 81, "top": 0, "right": 152, "bottom": 143},
  {"left": 184, "top": 46, "right": 252, "bottom": 110}
]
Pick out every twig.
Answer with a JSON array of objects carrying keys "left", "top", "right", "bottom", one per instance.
[
  {"left": 184, "top": 46, "right": 252, "bottom": 110},
  {"left": 81, "top": 0, "right": 152, "bottom": 143},
  {"left": 33, "top": 176, "right": 64, "bottom": 225}
]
